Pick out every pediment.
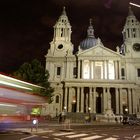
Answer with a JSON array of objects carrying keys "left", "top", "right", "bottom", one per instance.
[{"left": 77, "top": 45, "right": 122, "bottom": 58}]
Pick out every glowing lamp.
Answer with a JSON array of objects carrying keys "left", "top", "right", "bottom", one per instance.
[{"left": 32, "top": 119, "right": 38, "bottom": 125}]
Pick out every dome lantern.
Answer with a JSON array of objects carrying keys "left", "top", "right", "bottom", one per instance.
[{"left": 80, "top": 19, "right": 97, "bottom": 50}]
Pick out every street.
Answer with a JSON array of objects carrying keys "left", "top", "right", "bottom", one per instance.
[{"left": 1, "top": 125, "right": 140, "bottom": 140}]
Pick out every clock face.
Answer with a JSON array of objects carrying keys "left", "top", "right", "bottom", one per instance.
[
  {"left": 57, "top": 44, "right": 63, "bottom": 50},
  {"left": 133, "top": 43, "right": 140, "bottom": 52}
]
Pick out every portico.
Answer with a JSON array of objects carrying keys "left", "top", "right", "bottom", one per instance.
[{"left": 62, "top": 81, "right": 137, "bottom": 115}]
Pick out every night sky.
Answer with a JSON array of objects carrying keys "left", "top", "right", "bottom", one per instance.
[{"left": 0, "top": 0, "right": 140, "bottom": 74}]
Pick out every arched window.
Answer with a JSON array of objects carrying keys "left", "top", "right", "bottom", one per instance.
[{"left": 56, "top": 95, "right": 59, "bottom": 103}]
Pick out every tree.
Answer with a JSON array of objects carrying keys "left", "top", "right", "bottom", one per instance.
[{"left": 13, "top": 59, "right": 54, "bottom": 103}]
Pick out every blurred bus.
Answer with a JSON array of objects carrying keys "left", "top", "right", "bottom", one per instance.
[{"left": 0, "top": 73, "right": 47, "bottom": 123}]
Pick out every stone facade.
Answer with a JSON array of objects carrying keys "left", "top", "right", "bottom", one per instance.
[{"left": 45, "top": 7, "right": 140, "bottom": 118}]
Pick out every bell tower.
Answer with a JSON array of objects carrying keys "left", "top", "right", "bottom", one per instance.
[
  {"left": 47, "top": 7, "right": 73, "bottom": 57},
  {"left": 121, "top": 6, "right": 140, "bottom": 56}
]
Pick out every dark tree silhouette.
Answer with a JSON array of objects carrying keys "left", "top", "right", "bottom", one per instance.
[{"left": 13, "top": 59, "right": 54, "bottom": 103}]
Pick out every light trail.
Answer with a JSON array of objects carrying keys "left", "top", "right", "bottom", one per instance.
[{"left": 129, "top": 2, "right": 140, "bottom": 8}]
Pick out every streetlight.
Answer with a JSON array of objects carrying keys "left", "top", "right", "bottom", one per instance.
[
  {"left": 72, "top": 99, "right": 76, "bottom": 103},
  {"left": 72, "top": 99, "right": 76, "bottom": 112},
  {"left": 123, "top": 107, "right": 128, "bottom": 124},
  {"left": 125, "top": 108, "right": 128, "bottom": 114},
  {"left": 62, "top": 106, "right": 67, "bottom": 122},
  {"left": 88, "top": 107, "right": 91, "bottom": 113},
  {"left": 88, "top": 107, "right": 91, "bottom": 122},
  {"left": 64, "top": 106, "right": 67, "bottom": 110}
]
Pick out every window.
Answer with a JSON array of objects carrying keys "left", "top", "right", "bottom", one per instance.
[
  {"left": 108, "top": 60, "right": 115, "bottom": 80},
  {"left": 61, "top": 28, "right": 63, "bottom": 37},
  {"left": 56, "top": 95, "right": 59, "bottom": 103},
  {"left": 121, "top": 68, "right": 125, "bottom": 76},
  {"left": 92, "top": 61, "right": 103, "bottom": 79},
  {"left": 83, "top": 60, "right": 90, "bottom": 79},
  {"left": 57, "top": 67, "right": 61, "bottom": 76},
  {"left": 137, "top": 69, "right": 140, "bottom": 77},
  {"left": 73, "top": 67, "right": 77, "bottom": 77},
  {"left": 127, "top": 29, "right": 130, "bottom": 38},
  {"left": 58, "top": 44, "right": 63, "bottom": 49}
]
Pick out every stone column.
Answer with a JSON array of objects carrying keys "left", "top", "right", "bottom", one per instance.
[
  {"left": 89, "top": 60, "right": 92, "bottom": 79},
  {"left": 60, "top": 93, "right": 63, "bottom": 112},
  {"left": 114, "top": 61, "right": 118, "bottom": 80},
  {"left": 77, "top": 87, "right": 80, "bottom": 112},
  {"left": 102, "top": 88, "right": 107, "bottom": 114},
  {"left": 64, "top": 87, "right": 68, "bottom": 111},
  {"left": 82, "top": 60, "right": 84, "bottom": 79},
  {"left": 93, "top": 87, "right": 96, "bottom": 113},
  {"left": 106, "top": 60, "right": 109, "bottom": 79},
  {"left": 104, "top": 61, "right": 107, "bottom": 79},
  {"left": 93, "top": 61, "right": 95, "bottom": 79},
  {"left": 132, "top": 88, "right": 137, "bottom": 114},
  {"left": 119, "top": 88, "right": 123, "bottom": 114},
  {"left": 64, "top": 56, "right": 67, "bottom": 79},
  {"left": 128, "top": 88, "right": 132, "bottom": 114},
  {"left": 115, "top": 88, "right": 119, "bottom": 114},
  {"left": 70, "top": 62, "right": 73, "bottom": 78},
  {"left": 89, "top": 87, "right": 93, "bottom": 113},
  {"left": 103, "top": 61, "right": 105, "bottom": 79},
  {"left": 81, "top": 87, "right": 84, "bottom": 113},
  {"left": 66, "top": 59, "right": 69, "bottom": 79},
  {"left": 107, "top": 88, "right": 111, "bottom": 110},
  {"left": 68, "top": 87, "right": 72, "bottom": 112},
  {"left": 118, "top": 61, "right": 121, "bottom": 80},
  {"left": 78, "top": 60, "right": 80, "bottom": 79}
]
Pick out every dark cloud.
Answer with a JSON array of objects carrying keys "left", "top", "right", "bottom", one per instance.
[{"left": 0, "top": 0, "right": 140, "bottom": 73}]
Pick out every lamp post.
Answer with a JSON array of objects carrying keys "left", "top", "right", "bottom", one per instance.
[
  {"left": 125, "top": 108, "right": 128, "bottom": 114},
  {"left": 64, "top": 106, "right": 67, "bottom": 110},
  {"left": 63, "top": 106, "right": 67, "bottom": 121},
  {"left": 63, "top": 106, "right": 67, "bottom": 116},
  {"left": 123, "top": 107, "right": 128, "bottom": 124},
  {"left": 72, "top": 99, "right": 76, "bottom": 104},
  {"left": 72, "top": 99, "right": 76, "bottom": 112},
  {"left": 88, "top": 107, "right": 91, "bottom": 122},
  {"left": 88, "top": 107, "right": 91, "bottom": 113}
]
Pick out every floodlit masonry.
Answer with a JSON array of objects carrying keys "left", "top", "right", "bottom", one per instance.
[{"left": 45, "top": 6, "right": 140, "bottom": 120}]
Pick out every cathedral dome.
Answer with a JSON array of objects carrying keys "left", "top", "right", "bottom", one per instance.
[
  {"left": 80, "top": 19, "right": 97, "bottom": 50},
  {"left": 80, "top": 37, "right": 97, "bottom": 50}
]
